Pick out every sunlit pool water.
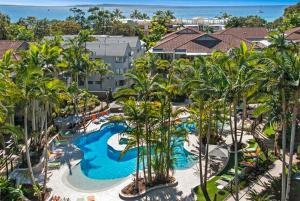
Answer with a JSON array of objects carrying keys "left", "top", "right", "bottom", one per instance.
[{"left": 73, "top": 122, "right": 196, "bottom": 180}]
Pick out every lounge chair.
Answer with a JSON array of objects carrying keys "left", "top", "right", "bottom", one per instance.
[
  {"left": 87, "top": 195, "right": 95, "bottom": 201},
  {"left": 221, "top": 174, "right": 234, "bottom": 182},
  {"left": 244, "top": 144, "right": 258, "bottom": 153},
  {"left": 48, "top": 150, "right": 63, "bottom": 159},
  {"left": 54, "top": 138, "right": 68, "bottom": 146},
  {"left": 244, "top": 149, "right": 260, "bottom": 158},
  {"left": 228, "top": 168, "right": 243, "bottom": 176},
  {"left": 240, "top": 161, "right": 257, "bottom": 167},
  {"left": 216, "top": 179, "right": 229, "bottom": 187},
  {"left": 59, "top": 130, "right": 73, "bottom": 138},
  {"left": 48, "top": 161, "right": 61, "bottom": 170}
]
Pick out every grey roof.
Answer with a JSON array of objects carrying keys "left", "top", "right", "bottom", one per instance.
[
  {"left": 86, "top": 42, "right": 130, "bottom": 57},
  {"left": 52, "top": 35, "right": 139, "bottom": 49},
  {"left": 91, "top": 36, "right": 139, "bottom": 49}
]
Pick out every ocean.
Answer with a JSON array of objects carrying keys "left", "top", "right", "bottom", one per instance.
[{"left": 0, "top": 4, "right": 294, "bottom": 22}]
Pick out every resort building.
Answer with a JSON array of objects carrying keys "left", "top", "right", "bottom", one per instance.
[
  {"left": 285, "top": 27, "right": 300, "bottom": 43},
  {"left": 58, "top": 35, "right": 145, "bottom": 94},
  {"left": 0, "top": 40, "right": 29, "bottom": 60},
  {"left": 150, "top": 27, "right": 264, "bottom": 59}
]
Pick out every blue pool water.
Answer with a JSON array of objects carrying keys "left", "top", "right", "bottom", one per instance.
[{"left": 74, "top": 121, "right": 196, "bottom": 180}]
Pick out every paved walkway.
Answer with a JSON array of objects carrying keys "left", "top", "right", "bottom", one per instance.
[{"left": 226, "top": 159, "right": 282, "bottom": 201}]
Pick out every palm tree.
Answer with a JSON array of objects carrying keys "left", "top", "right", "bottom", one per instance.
[
  {"left": 285, "top": 52, "right": 300, "bottom": 201},
  {"left": 120, "top": 99, "right": 143, "bottom": 192},
  {"left": 16, "top": 47, "right": 44, "bottom": 185},
  {"left": 130, "top": 9, "right": 142, "bottom": 20},
  {"left": 259, "top": 48, "right": 298, "bottom": 201},
  {"left": 114, "top": 69, "right": 158, "bottom": 184},
  {"left": 40, "top": 79, "right": 65, "bottom": 199},
  {"left": 112, "top": 9, "right": 125, "bottom": 20}
]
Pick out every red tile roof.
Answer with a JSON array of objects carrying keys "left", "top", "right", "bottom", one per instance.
[
  {"left": 153, "top": 27, "right": 261, "bottom": 55},
  {"left": 285, "top": 27, "right": 300, "bottom": 41},
  {"left": 216, "top": 27, "right": 268, "bottom": 40},
  {"left": 0, "top": 40, "right": 27, "bottom": 60}
]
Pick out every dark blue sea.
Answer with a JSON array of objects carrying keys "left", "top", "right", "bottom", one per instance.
[{"left": 0, "top": 0, "right": 298, "bottom": 22}]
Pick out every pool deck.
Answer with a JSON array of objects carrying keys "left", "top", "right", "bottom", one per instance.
[{"left": 47, "top": 120, "right": 223, "bottom": 201}]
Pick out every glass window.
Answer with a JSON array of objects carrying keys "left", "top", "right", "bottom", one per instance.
[
  {"left": 88, "top": 81, "right": 93, "bottom": 85},
  {"left": 115, "top": 57, "right": 124, "bottom": 63}
]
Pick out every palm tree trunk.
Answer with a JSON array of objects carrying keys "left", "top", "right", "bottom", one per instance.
[
  {"left": 281, "top": 88, "right": 287, "bottom": 201},
  {"left": 24, "top": 104, "right": 36, "bottom": 185},
  {"left": 43, "top": 103, "right": 49, "bottom": 200},
  {"left": 233, "top": 99, "right": 239, "bottom": 201},
  {"left": 239, "top": 96, "right": 247, "bottom": 144},
  {"left": 203, "top": 112, "right": 212, "bottom": 201},
  {"left": 135, "top": 131, "right": 140, "bottom": 192},
  {"left": 85, "top": 72, "right": 89, "bottom": 90},
  {"left": 286, "top": 88, "right": 299, "bottom": 200}
]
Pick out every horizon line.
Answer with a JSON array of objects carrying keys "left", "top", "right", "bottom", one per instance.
[{"left": 0, "top": 3, "right": 292, "bottom": 8}]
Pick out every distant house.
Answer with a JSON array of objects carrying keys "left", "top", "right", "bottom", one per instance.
[
  {"left": 57, "top": 35, "right": 145, "bottom": 93},
  {"left": 0, "top": 40, "right": 29, "bottom": 60},
  {"left": 285, "top": 27, "right": 300, "bottom": 43},
  {"left": 150, "top": 27, "right": 263, "bottom": 59}
]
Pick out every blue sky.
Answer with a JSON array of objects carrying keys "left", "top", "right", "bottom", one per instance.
[{"left": 0, "top": 0, "right": 298, "bottom": 6}]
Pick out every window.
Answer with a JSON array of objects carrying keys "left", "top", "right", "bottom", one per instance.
[
  {"left": 79, "top": 80, "right": 84, "bottom": 86},
  {"left": 95, "top": 81, "right": 102, "bottom": 85},
  {"left": 194, "top": 35, "right": 220, "bottom": 48},
  {"left": 119, "top": 80, "right": 125, "bottom": 86},
  {"left": 88, "top": 81, "right": 93, "bottom": 85},
  {"left": 115, "top": 57, "right": 124, "bottom": 63}
]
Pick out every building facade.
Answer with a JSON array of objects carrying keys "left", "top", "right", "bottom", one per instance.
[{"left": 59, "top": 35, "right": 145, "bottom": 93}]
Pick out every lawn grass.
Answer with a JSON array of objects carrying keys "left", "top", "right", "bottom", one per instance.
[{"left": 196, "top": 176, "right": 230, "bottom": 201}]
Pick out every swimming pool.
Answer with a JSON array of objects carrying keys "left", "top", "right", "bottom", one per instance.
[{"left": 74, "top": 122, "right": 196, "bottom": 180}]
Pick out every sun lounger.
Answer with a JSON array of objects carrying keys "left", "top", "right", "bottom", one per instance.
[
  {"left": 244, "top": 144, "right": 258, "bottom": 152},
  {"left": 48, "top": 161, "right": 61, "bottom": 170},
  {"left": 221, "top": 174, "right": 234, "bottom": 182},
  {"left": 48, "top": 150, "right": 63, "bottom": 159},
  {"left": 54, "top": 138, "right": 68, "bottom": 146},
  {"left": 87, "top": 195, "right": 95, "bottom": 201},
  {"left": 216, "top": 179, "right": 229, "bottom": 187},
  {"left": 228, "top": 168, "right": 243, "bottom": 176},
  {"left": 59, "top": 130, "right": 73, "bottom": 138},
  {"left": 244, "top": 149, "right": 260, "bottom": 158},
  {"left": 240, "top": 161, "right": 256, "bottom": 167}
]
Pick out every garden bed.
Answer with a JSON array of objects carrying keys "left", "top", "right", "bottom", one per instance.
[{"left": 119, "top": 177, "right": 178, "bottom": 200}]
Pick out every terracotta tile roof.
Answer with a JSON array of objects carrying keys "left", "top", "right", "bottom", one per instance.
[
  {"left": 285, "top": 27, "right": 300, "bottom": 41},
  {"left": 152, "top": 27, "right": 261, "bottom": 55},
  {"left": 216, "top": 27, "right": 268, "bottom": 40},
  {"left": 0, "top": 40, "right": 27, "bottom": 60}
]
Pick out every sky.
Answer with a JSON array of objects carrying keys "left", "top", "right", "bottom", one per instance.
[{"left": 0, "top": 0, "right": 299, "bottom": 6}]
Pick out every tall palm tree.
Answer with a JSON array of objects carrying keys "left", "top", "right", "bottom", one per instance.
[
  {"left": 285, "top": 52, "right": 300, "bottom": 201},
  {"left": 16, "top": 47, "right": 44, "bottom": 185},
  {"left": 130, "top": 9, "right": 142, "bottom": 20},
  {"left": 259, "top": 48, "right": 298, "bottom": 201},
  {"left": 40, "top": 79, "right": 65, "bottom": 199},
  {"left": 120, "top": 99, "right": 143, "bottom": 192},
  {"left": 112, "top": 9, "right": 125, "bottom": 20}
]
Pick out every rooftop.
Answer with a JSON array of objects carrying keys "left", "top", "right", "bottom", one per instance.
[
  {"left": 152, "top": 27, "right": 261, "bottom": 55},
  {"left": 215, "top": 27, "right": 268, "bottom": 40},
  {"left": 285, "top": 27, "right": 300, "bottom": 42},
  {"left": 0, "top": 40, "right": 28, "bottom": 60}
]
